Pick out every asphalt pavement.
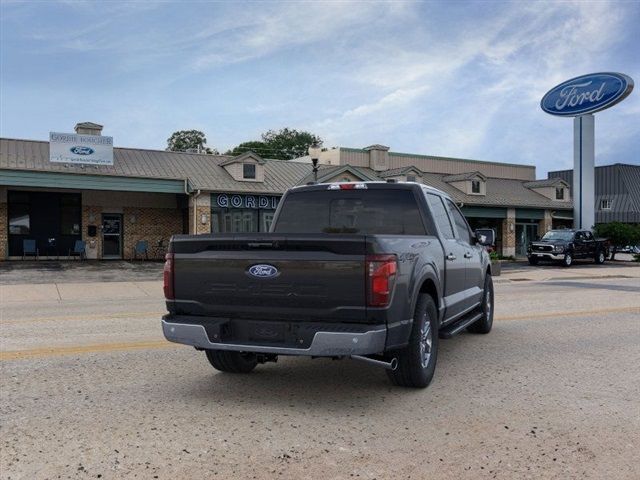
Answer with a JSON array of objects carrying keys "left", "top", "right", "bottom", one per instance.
[{"left": 1, "top": 263, "right": 639, "bottom": 479}]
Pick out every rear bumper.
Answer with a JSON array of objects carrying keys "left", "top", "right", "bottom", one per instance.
[{"left": 162, "top": 317, "right": 387, "bottom": 356}]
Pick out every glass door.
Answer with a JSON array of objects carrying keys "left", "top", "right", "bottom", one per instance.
[
  {"left": 516, "top": 223, "right": 539, "bottom": 257},
  {"left": 102, "top": 214, "right": 122, "bottom": 259}
]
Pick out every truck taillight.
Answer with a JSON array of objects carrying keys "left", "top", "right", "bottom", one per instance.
[
  {"left": 163, "top": 253, "right": 175, "bottom": 300},
  {"left": 366, "top": 254, "right": 397, "bottom": 307}
]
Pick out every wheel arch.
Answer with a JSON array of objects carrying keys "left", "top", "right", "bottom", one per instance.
[{"left": 413, "top": 268, "right": 443, "bottom": 324}]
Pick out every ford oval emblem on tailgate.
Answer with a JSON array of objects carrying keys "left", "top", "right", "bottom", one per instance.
[{"left": 248, "top": 264, "right": 279, "bottom": 278}]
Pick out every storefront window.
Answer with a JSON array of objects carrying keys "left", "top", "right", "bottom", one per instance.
[
  {"left": 9, "top": 204, "right": 30, "bottom": 234},
  {"left": 211, "top": 193, "right": 279, "bottom": 234},
  {"left": 60, "top": 194, "right": 81, "bottom": 235},
  {"left": 7, "top": 190, "right": 82, "bottom": 257},
  {"left": 212, "top": 209, "right": 262, "bottom": 233}
]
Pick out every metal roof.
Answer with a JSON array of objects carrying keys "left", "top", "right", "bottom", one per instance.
[
  {"left": 0, "top": 138, "right": 311, "bottom": 194},
  {"left": 298, "top": 164, "right": 380, "bottom": 185},
  {"left": 377, "top": 166, "right": 423, "bottom": 178},
  {"left": 548, "top": 163, "right": 640, "bottom": 222},
  {"left": 0, "top": 136, "right": 573, "bottom": 209},
  {"left": 294, "top": 163, "right": 572, "bottom": 210},
  {"left": 523, "top": 178, "right": 567, "bottom": 188},
  {"left": 442, "top": 171, "right": 487, "bottom": 182}
]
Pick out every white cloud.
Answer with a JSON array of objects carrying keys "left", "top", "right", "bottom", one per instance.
[{"left": 310, "top": 0, "right": 638, "bottom": 173}]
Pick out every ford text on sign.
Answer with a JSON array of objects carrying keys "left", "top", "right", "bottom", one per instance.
[
  {"left": 541, "top": 72, "right": 634, "bottom": 117},
  {"left": 49, "top": 132, "right": 114, "bottom": 165}
]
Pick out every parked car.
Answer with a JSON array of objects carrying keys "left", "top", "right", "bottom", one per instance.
[
  {"left": 527, "top": 229, "right": 609, "bottom": 267},
  {"left": 617, "top": 245, "right": 640, "bottom": 254},
  {"left": 162, "top": 181, "right": 496, "bottom": 388}
]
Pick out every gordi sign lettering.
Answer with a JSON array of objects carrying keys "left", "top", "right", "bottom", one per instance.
[
  {"left": 541, "top": 72, "right": 634, "bottom": 117},
  {"left": 214, "top": 193, "right": 279, "bottom": 210}
]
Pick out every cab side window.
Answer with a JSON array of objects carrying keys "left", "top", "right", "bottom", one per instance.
[
  {"left": 446, "top": 199, "right": 472, "bottom": 244},
  {"left": 426, "top": 193, "right": 455, "bottom": 240}
]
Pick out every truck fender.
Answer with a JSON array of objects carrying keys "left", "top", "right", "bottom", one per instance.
[{"left": 410, "top": 263, "right": 444, "bottom": 325}]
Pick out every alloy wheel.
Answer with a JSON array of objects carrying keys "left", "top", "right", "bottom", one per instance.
[{"left": 419, "top": 316, "right": 433, "bottom": 368}]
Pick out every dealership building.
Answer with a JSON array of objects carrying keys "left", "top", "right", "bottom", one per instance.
[
  {"left": 548, "top": 163, "right": 640, "bottom": 225},
  {"left": 0, "top": 122, "right": 573, "bottom": 261}
]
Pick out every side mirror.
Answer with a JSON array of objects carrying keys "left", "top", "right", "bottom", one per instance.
[{"left": 475, "top": 228, "right": 495, "bottom": 246}]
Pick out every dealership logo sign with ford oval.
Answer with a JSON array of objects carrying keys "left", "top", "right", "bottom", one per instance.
[
  {"left": 541, "top": 72, "right": 634, "bottom": 116},
  {"left": 248, "top": 264, "right": 279, "bottom": 278},
  {"left": 70, "top": 146, "right": 95, "bottom": 155}
]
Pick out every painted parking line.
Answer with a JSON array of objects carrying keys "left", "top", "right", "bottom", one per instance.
[
  {"left": 495, "top": 305, "right": 640, "bottom": 321},
  {"left": 0, "top": 340, "right": 176, "bottom": 361}
]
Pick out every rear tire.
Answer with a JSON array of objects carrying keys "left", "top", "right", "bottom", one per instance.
[
  {"left": 467, "top": 273, "right": 494, "bottom": 334},
  {"left": 387, "top": 294, "right": 439, "bottom": 389},
  {"left": 205, "top": 350, "right": 258, "bottom": 373}
]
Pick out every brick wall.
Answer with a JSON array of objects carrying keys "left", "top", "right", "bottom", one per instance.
[
  {"left": 122, "top": 207, "right": 183, "bottom": 260},
  {"left": 539, "top": 210, "right": 553, "bottom": 236},
  {"left": 501, "top": 208, "right": 516, "bottom": 257},
  {"left": 82, "top": 205, "right": 103, "bottom": 259},
  {"left": 188, "top": 194, "right": 211, "bottom": 234}
]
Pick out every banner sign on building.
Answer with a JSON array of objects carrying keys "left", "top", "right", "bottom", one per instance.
[
  {"left": 49, "top": 132, "right": 114, "bottom": 165},
  {"left": 540, "top": 72, "right": 634, "bottom": 117},
  {"left": 213, "top": 193, "right": 279, "bottom": 210}
]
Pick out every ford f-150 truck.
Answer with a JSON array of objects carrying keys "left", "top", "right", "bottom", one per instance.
[
  {"left": 527, "top": 229, "right": 609, "bottom": 267},
  {"left": 162, "top": 182, "right": 495, "bottom": 388}
]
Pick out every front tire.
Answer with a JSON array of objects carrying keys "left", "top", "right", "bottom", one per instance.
[
  {"left": 205, "top": 350, "right": 258, "bottom": 373},
  {"left": 387, "top": 294, "right": 439, "bottom": 388},
  {"left": 595, "top": 250, "right": 606, "bottom": 264},
  {"left": 562, "top": 253, "right": 573, "bottom": 267},
  {"left": 467, "top": 273, "right": 494, "bottom": 334},
  {"left": 528, "top": 256, "right": 539, "bottom": 266}
]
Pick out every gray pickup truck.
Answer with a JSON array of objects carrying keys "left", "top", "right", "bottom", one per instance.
[{"left": 162, "top": 182, "right": 495, "bottom": 388}]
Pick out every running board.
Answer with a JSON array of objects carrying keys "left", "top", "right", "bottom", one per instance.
[{"left": 439, "top": 312, "right": 483, "bottom": 339}]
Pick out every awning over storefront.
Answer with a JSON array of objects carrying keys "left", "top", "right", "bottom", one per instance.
[
  {"left": 551, "top": 211, "right": 574, "bottom": 220},
  {"left": 1, "top": 169, "right": 186, "bottom": 194},
  {"left": 515, "top": 208, "right": 544, "bottom": 220},
  {"left": 461, "top": 206, "right": 507, "bottom": 218}
]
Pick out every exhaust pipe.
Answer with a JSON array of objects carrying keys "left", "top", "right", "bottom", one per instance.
[{"left": 351, "top": 355, "right": 398, "bottom": 370}]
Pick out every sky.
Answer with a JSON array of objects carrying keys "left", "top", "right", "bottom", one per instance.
[{"left": 1, "top": 0, "right": 638, "bottom": 177}]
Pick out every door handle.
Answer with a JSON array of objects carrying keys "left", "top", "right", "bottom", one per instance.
[
  {"left": 464, "top": 252, "right": 473, "bottom": 259},
  {"left": 446, "top": 253, "right": 457, "bottom": 261}
]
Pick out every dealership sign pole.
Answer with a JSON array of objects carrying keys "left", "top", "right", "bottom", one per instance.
[{"left": 541, "top": 72, "right": 633, "bottom": 229}]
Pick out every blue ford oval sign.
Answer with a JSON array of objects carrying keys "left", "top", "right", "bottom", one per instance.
[
  {"left": 541, "top": 72, "right": 633, "bottom": 117},
  {"left": 70, "top": 146, "right": 95, "bottom": 155},
  {"left": 248, "top": 264, "right": 279, "bottom": 278}
]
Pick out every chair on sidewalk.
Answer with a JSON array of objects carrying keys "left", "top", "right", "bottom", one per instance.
[
  {"left": 22, "top": 239, "right": 39, "bottom": 260},
  {"left": 133, "top": 240, "right": 149, "bottom": 260},
  {"left": 68, "top": 240, "right": 86, "bottom": 260}
]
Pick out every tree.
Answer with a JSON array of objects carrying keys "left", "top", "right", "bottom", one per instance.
[
  {"left": 593, "top": 222, "right": 640, "bottom": 260},
  {"left": 226, "top": 128, "right": 322, "bottom": 160},
  {"left": 167, "top": 130, "right": 217, "bottom": 154},
  {"left": 225, "top": 141, "right": 269, "bottom": 157},
  {"left": 260, "top": 128, "right": 322, "bottom": 160}
]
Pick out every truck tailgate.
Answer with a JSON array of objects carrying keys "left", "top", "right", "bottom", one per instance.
[{"left": 171, "top": 234, "right": 367, "bottom": 322}]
